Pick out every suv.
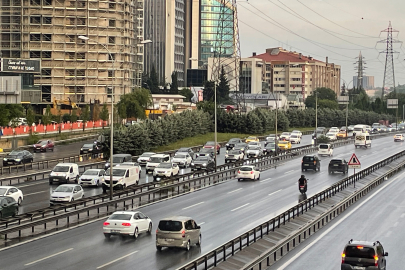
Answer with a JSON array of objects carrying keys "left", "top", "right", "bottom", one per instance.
[
  {"left": 226, "top": 138, "right": 242, "bottom": 150},
  {"left": 328, "top": 158, "right": 348, "bottom": 174},
  {"left": 341, "top": 239, "right": 388, "bottom": 270},
  {"left": 156, "top": 216, "right": 201, "bottom": 251},
  {"left": 301, "top": 155, "right": 320, "bottom": 172},
  {"left": 146, "top": 154, "right": 170, "bottom": 174}
]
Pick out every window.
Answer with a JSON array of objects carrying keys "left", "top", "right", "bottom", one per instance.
[
  {"left": 30, "top": 16, "right": 41, "bottom": 24},
  {"left": 30, "top": 51, "right": 41, "bottom": 58},
  {"left": 11, "top": 51, "right": 20, "bottom": 58},
  {"left": 109, "top": 1, "right": 115, "bottom": 9},
  {"left": 42, "top": 85, "right": 51, "bottom": 102},
  {"left": 77, "top": 52, "right": 85, "bottom": 59},
  {"left": 41, "top": 69, "right": 51, "bottom": 76},
  {"left": 42, "top": 51, "right": 52, "bottom": 58},
  {"left": 30, "top": 0, "right": 40, "bottom": 4},
  {"left": 108, "top": 70, "right": 114, "bottom": 77},
  {"left": 43, "top": 0, "right": 52, "bottom": 5},
  {"left": 185, "top": 220, "right": 193, "bottom": 230},
  {"left": 68, "top": 18, "right": 75, "bottom": 25},
  {"left": 108, "top": 36, "right": 115, "bottom": 44},
  {"left": 108, "top": 53, "right": 115, "bottom": 61},
  {"left": 43, "top": 34, "right": 52, "bottom": 41},
  {"left": 77, "top": 18, "right": 85, "bottom": 25},
  {"left": 66, "top": 52, "right": 75, "bottom": 59},
  {"left": 66, "top": 69, "right": 75, "bottom": 76},
  {"left": 30, "top": 34, "right": 41, "bottom": 41},
  {"left": 43, "top": 17, "right": 52, "bottom": 24},
  {"left": 76, "top": 69, "right": 85, "bottom": 76},
  {"left": 67, "top": 35, "right": 75, "bottom": 43},
  {"left": 109, "top": 19, "right": 115, "bottom": 27}
]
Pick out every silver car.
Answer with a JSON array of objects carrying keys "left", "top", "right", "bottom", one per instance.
[
  {"left": 246, "top": 145, "right": 263, "bottom": 158},
  {"left": 156, "top": 216, "right": 201, "bottom": 251},
  {"left": 50, "top": 184, "right": 84, "bottom": 204}
]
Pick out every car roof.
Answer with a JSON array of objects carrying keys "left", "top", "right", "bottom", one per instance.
[
  {"left": 0, "top": 186, "right": 15, "bottom": 189},
  {"left": 56, "top": 163, "right": 76, "bottom": 166},
  {"left": 151, "top": 154, "right": 170, "bottom": 157},
  {"left": 84, "top": 169, "right": 103, "bottom": 172},
  {"left": 346, "top": 240, "right": 376, "bottom": 247},
  {"left": 304, "top": 154, "right": 317, "bottom": 157},
  {"left": 241, "top": 165, "right": 255, "bottom": 169},
  {"left": 330, "top": 158, "right": 344, "bottom": 162},
  {"left": 113, "top": 154, "right": 132, "bottom": 157},
  {"left": 111, "top": 211, "right": 140, "bottom": 215},
  {"left": 57, "top": 184, "right": 80, "bottom": 187},
  {"left": 178, "top": 147, "right": 191, "bottom": 150},
  {"left": 160, "top": 216, "right": 192, "bottom": 222},
  {"left": 141, "top": 152, "right": 156, "bottom": 155}
]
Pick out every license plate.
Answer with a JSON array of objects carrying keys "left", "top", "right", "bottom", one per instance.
[
  {"left": 83, "top": 151, "right": 88, "bottom": 153},
  {"left": 165, "top": 239, "right": 174, "bottom": 242},
  {"left": 304, "top": 164, "right": 309, "bottom": 166},
  {"left": 353, "top": 267, "right": 365, "bottom": 270},
  {"left": 334, "top": 164, "right": 339, "bottom": 167},
  {"left": 111, "top": 230, "right": 120, "bottom": 233}
]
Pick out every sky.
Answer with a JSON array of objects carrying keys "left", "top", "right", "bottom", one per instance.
[{"left": 237, "top": 0, "right": 405, "bottom": 88}]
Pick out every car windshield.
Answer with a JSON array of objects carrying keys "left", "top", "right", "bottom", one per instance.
[
  {"left": 228, "top": 150, "right": 240, "bottom": 155},
  {"left": 267, "top": 135, "right": 276, "bottom": 138},
  {"left": 266, "top": 143, "right": 275, "bottom": 148},
  {"left": 291, "top": 135, "right": 298, "bottom": 138},
  {"left": 240, "top": 166, "right": 253, "bottom": 171},
  {"left": 9, "top": 150, "right": 23, "bottom": 156},
  {"left": 141, "top": 152, "right": 155, "bottom": 157},
  {"left": 345, "top": 246, "right": 375, "bottom": 259},
  {"left": 177, "top": 148, "right": 189, "bottom": 152},
  {"left": 281, "top": 132, "right": 289, "bottom": 135},
  {"left": 205, "top": 141, "right": 215, "bottom": 146},
  {"left": 105, "top": 168, "right": 126, "bottom": 177},
  {"left": 174, "top": 154, "right": 186, "bottom": 159},
  {"left": 330, "top": 159, "right": 343, "bottom": 164},
  {"left": 109, "top": 214, "right": 132, "bottom": 221},
  {"left": 200, "top": 148, "right": 212, "bottom": 153},
  {"left": 83, "top": 144, "right": 93, "bottom": 148},
  {"left": 149, "top": 157, "right": 163, "bottom": 163},
  {"left": 196, "top": 157, "right": 209, "bottom": 161},
  {"left": 303, "top": 156, "right": 314, "bottom": 162},
  {"left": 292, "top": 130, "right": 300, "bottom": 133},
  {"left": 319, "top": 144, "right": 329, "bottom": 149},
  {"left": 235, "top": 143, "right": 246, "bottom": 148},
  {"left": 229, "top": 139, "right": 240, "bottom": 143},
  {"left": 247, "top": 137, "right": 256, "bottom": 140},
  {"left": 82, "top": 170, "right": 99, "bottom": 176},
  {"left": 157, "top": 163, "right": 172, "bottom": 168},
  {"left": 158, "top": 220, "right": 183, "bottom": 231},
  {"left": 53, "top": 166, "right": 70, "bottom": 172},
  {"left": 36, "top": 140, "right": 47, "bottom": 145},
  {"left": 112, "top": 157, "right": 125, "bottom": 163},
  {"left": 326, "top": 133, "right": 334, "bottom": 136},
  {"left": 0, "top": 188, "right": 7, "bottom": 195},
  {"left": 248, "top": 146, "right": 261, "bottom": 150},
  {"left": 279, "top": 141, "right": 288, "bottom": 145},
  {"left": 54, "top": 186, "right": 74, "bottom": 193}
]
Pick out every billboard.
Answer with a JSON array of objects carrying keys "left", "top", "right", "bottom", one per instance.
[{"left": 1, "top": 58, "right": 41, "bottom": 73}]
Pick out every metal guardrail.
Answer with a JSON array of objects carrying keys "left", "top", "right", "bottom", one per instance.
[{"left": 177, "top": 149, "right": 405, "bottom": 270}]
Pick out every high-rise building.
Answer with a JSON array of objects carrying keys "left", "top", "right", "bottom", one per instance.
[
  {"left": 353, "top": 75, "right": 375, "bottom": 89},
  {"left": 144, "top": 0, "right": 186, "bottom": 87},
  {"left": 0, "top": 0, "right": 144, "bottom": 108}
]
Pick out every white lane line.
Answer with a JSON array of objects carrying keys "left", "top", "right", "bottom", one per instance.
[
  {"left": 393, "top": 222, "right": 399, "bottom": 227},
  {"left": 228, "top": 188, "right": 242, "bottom": 194},
  {"left": 182, "top": 202, "right": 204, "bottom": 210},
  {"left": 25, "top": 191, "right": 47, "bottom": 196},
  {"left": 260, "top": 178, "right": 271, "bottom": 182},
  {"left": 199, "top": 222, "right": 205, "bottom": 226},
  {"left": 277, "top": 170, "right": 404, "bottom": 270},
  {"left": 284, "top": 170, "right": 295, "bottom": 175},
  {"left": 269, "top": 189, "right": 282, "bottom": 196},
  {"left": 231, "top": 203, "right": 250, "bottom": 212},
  {"left": 96, "top": 251, "right": 138, "bottom": 269},
  {"left": 400, "top": 213, "right": 405, "bottom": 218},
  {"left": 385, "top": 231, "right": 392, "bottom": 237},
  {"left": 25, "top": 248, "right": 74, "bottom": 266}
]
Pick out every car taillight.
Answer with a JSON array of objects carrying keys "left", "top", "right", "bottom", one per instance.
[
  {"left": 238, "top": 170, "right": 241, "bottom": 174},
  {"left": 122, "top": 223, "right": 131, "bottom": 226},
  {"left": 250, "top": 171, "right": 254, "bottom": 174},
  {"left": 341, "top": 253, "right": 345, "bottom": 263},
  {"left": 313, "top": 161, "right": 316, "bottom": 165},
  {"left": 181, "top": 230, "right": 186, "bottom": 238},
  {"left": 156, "top": 229, "right": 159, "bottom": 234},
  {"left": 103, "top": 222, "right": 110, "bottom": 226},
  {"left": 374, "top": 255, "right": 378, "bottom": 266}
]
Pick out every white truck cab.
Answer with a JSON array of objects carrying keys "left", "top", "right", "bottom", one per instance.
[
  {"left": 102, "top": 165, "right": 140, "bottom": 192},
  {"left": 49, "top": 163, "right": 80, "bottom": 184},
  {"left": 355, "top": 133, "right": 371, "bottom": 148}
]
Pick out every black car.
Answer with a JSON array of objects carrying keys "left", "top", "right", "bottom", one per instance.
[
  {"left": 80, "top": 143, "right": 98, "bottom": 155},
  {"left": 190, "top": 156, "right": 215, "bottom": 171},
  {"left": 0, "top": 196, "right": 18, "bottom": 218},
  {"left": 233, "top": 142, "right": 248, "bottom": 153},
  {"left": 196, "top": 148, "right": 215, "bottom": 159},
  {"left": 226, "top": 138, "right": 242, "bottom": 150},
  {"left": 301, "top": 155, "right": 320, "bottom": 172},
  {"left": 104, "top": 154, "right": 132, "bottom": 170},
  {"left": 328, "top": 158, "right": 348, "bottom": 174},
  {"left": 263, "top": 143, "right": 281, "bottom": 156},
  {"left": 3, "top": 150, "right": 33, "bottom": 166},
  {"left": 176, "top": 147, "right": 195, "bottom": 158},
  {"left": 312, "top": 127, "right": 327, "bottom": 138},
  {"left": 341, "top": 239, "right": 388, "bottom": 270}
]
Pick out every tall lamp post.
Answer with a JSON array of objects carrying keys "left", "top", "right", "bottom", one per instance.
[{"left": 341, "top": 79, "right": 353, "bottom": 138}]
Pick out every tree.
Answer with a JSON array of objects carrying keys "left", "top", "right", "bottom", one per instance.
[
  {"left": 117, "top": 88, "right": 152, "bottom": 120},
  {"left": 81, "top": 104, "right": 90, "bottom": 131},
  {"left": 100, "top": 104, "right": 109, "bottom": 129},
  {"left": 147, "top": 65, "right": 160, "bottom": 94},
  {"left": 169, "top": 71, "right": 179, "bottom": 94},
  {"left": 0, "top": 104, "right": 23, "bottom": 127},
  {"left": 203, "top": 80, "right": 215, "bottom": 101},
  {"left": 93, "top": 103, "right": 100, "bottom": 121},
  {"left": 305, "top": 87, "right": 338, "bottom": 109},
  {"left": 217, "top": 66, "right": 231, "bottom": 103},
  {"left": 26, "top": 106, "right": 35, "bottom": 134},
  {"left": 42, "top": 105, "right": 52, "bottom": 126},
  {"left": 71, "top": 108, "right": 78, "bottom": 123},
  {"left": 179, "top": 87, "right": 194, "bottom": 102}
]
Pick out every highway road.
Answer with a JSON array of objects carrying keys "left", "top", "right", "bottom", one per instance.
[
  {"left": 0, "top": 135, "right": 403, "bottom": 269},
  {"left": 16, "top": 135, "right": 313, "bottom": 213},
  {"left": 271, "top": 168, "right": 405, "bottom": 270}
]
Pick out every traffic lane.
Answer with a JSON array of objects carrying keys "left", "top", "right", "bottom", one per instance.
[
  {"left": 271, "top": 170, "right": 405, "bottom": 270},
  {"left": 18, "top": 181, "right": 51, "bottom": 214},
  {"left": 2, "top": 136, "right": 399, "bottom": 269}
]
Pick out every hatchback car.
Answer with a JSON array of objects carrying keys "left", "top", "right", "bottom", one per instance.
[
  {"left": 203, "top": 141, "right": 221, "bottom": 154},
  {"left": 137, "top": 152, "right": 156, "bottom": 166},
  {"left": 156, "top": 216, "right": 201, "bottom": 251},
  {"left": 328, "top": 159, "right": 348, "bottom": 174},
  {"left": 103, "top": 211, "right": 152, "bottom": 239},
  {"left": 176, "top": 147, "right": 195, "bottom": 159},
  {"left": 50, "top": 184, "right": 84, "bottom": 204},
  {"left": 341, "top": 239, "right": 388, "bottom": 270},
  {"left": 78, "top": 169, "right": 105, "bottom": 187},
  {"left": 301, "top": 155, "right": 320, "bottom": 172},
  {"left": 237, "top": 165, "right": 260, "bottom": 181},
  {"left": 0, "top": 196, "right": 18, "bottom": 218},
  {"left": 3, "top": 150, "right": 33, "bottom": 166},
  {"left": 226, "top": 138, "right": 242, "bottom": 150},
  {"left": 394, "top": 134, "right": 404, "bottom": 142},
  {"left": 190, "top": 156, "right": 215, "bottom": 171},
  {"left": 33, "top": 140, "right": 54, "bottom": 152},
  {"left": 80, "top": 143, "right": 97, "bottom": 155},
  {"left": 0, "top": 186, "right": 23, "bottom": 205}
]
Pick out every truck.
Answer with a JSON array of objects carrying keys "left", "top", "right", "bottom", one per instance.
[{"left": 355, "top": 133, "right": 371, "bottom": 148}]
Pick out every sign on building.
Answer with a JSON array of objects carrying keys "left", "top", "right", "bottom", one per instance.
[{"left": 1, "top": 59, "right": 41, "bottom": 73}]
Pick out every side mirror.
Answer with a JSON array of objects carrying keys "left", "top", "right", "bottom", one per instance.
[
  {"left": 384, "top": 252, "right": 388, "bottom": 256},
  {"left": 196, "top": 226, "right": 201, "bottom": 229},
  {"left": 73, "top": 190, "right": 77, "bottom": 193}
]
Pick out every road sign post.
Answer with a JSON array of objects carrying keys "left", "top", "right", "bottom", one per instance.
[{"left": 348, "top": 153, "right": 361, "bottom": 188}]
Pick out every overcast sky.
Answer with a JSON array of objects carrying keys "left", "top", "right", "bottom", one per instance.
[{"left": 238, "top": 0, "right": 405, "bottom": 88}]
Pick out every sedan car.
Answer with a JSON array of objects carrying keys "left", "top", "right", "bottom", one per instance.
[
  {"left": 78, "top": 169, "right": 105, "bottom": 187},
  {"left": 33, "top": 140, "right": 54, "bottom": 152},
  {"left": 280, "top": 132, "right": 291, "bottom": 141},
  {"left": 0, "top": 186, "right": 23, "bottom": 205},
  {"left": 291, "top": 130, "right": 302, "bottom": 138},
  {"left": 175, "top": 147, "right": 195, "bottom": 159},
  {"left": 172, "top": 153, "right": 193, "bottom": 168},
  {"left": 203, "top": 141, "right": 221, "bottom": 154},
  {"left": 245, "top": 136, "right": 259, "bottom": 143},
  {"left": 196, "top": 148, "right": 215, "bottom": 159},
  {"left": 226, "top": 138, "right": 242, "bottom": 150},
  {"left": 325, "top": 132, "right": 337, "bottom": 141},
  {"left": 394, "top": 134, "right": 404, "bottom": 142},
  {"left": 0, "top": 196, "right": 18, "bottom": 218},
  {"left": 225, "top": 149, "right": 244, "bottom": 162},
  {"left": 190, "top": 156, "right": 215, "bottom": 171},
  {"left": 3, "top": 150, "right": 33, "bottom": 166},
  {"left": 237, "top": 166, "right": 260, "bottom": 181},
  {"left": 246, "top": 145, "right": 263, "bottom": 158},
  {"left": 137, "top": 152, "right": 156, "bottom": 166},
  {"left": 289, "top": 134, "right": 301, "bottom": 144},
  {"left": 266, "top": 134, "right": 279, "bottom": 141},
  {"left": 278, "top": 141, "right": 292, "bottom": 151},
  {"left": 233, "top": 142, "right": 248, "bottom": 153},
  {"left": 103, "top": 211, "right": 152, "bottom": 239},
  {"left": 153, "top": 162, "right": 180, "bottom": 180},
  {"left": 80, "top": 143, "right": 97, "bottom": 155},
  {"left": 50, "top": 184, "right": 84, "bottom": 205}
]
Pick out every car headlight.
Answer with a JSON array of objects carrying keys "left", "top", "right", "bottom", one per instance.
[
  {"left": 137, "top": 158, "right": 141, "bottom": 162},
  {"left": 89, "top": 149, "right": 93, "bottom": 151},
  {"left": 64, "top": 196, "right": 71, "bottom": 199},
  {"left": 226, "top": 143, "right": 229, "bottom": 146},
  {"left": 41, "top": 146, "right": 46, "bottom": 148},
  {"left": 225, "top": 155, "right": 228, "bottom": 158},
  {"left": 202, "top": 163, "right": 207, "bottom": 166},
  {"left": 15, "top": 159, "right": 21, "bottom": 162},
  {"left": 3, "top": 158, "right": 7, "bottom": 161},
  {"left": 191, "top": 163, "right": 194, "bottom": 166},
  {"left": 118, "top": 178, "right": 123, "bottom": 182},
  {"left": 80, "top": 148, "right": 83, "bottom": 151}
]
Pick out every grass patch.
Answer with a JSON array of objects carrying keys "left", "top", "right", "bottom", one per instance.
[{"left": 287, "top": 127, "right": 314, "bottom": 132}]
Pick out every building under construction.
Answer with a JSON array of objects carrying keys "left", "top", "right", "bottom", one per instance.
[{"left": 0, "top": 0, "right": 144, "bottom": 110}]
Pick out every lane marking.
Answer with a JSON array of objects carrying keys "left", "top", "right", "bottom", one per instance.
[
  {"left": 259, "top": 178, "right": 271, "bottom": 183},
  {"left": 182, "top": 202, "right": 204, "bottom": 210},
  {"left": 96, "top": 251, "right": 138, "bottom": 269},
  {"left": 199, "top": 222, "right": 205, "bottom": 226},
  {"left": 400, "top": 213, "right": 405, "bottom": 218},
  {"left": 228, "top": 188, "right": 242, "bottom": 194},
  {"left": 277, "top": 170, "right": 404, "bottom": 270},
  {"left": 393, "top": 222, "right": 399, "bottom": 227},
  {"left": 24, "top": 191, "right": 47, "bottom": 196},
  {"left": 385, "top": 231, "right": 392, "bottom": 237},
  {"left": 269, "top": 189, "right": 282, "bottom": 196},
  {"left": 284, "top": 170, "right": 295, "bottom": 175},
  {"left": 24, "top": 248, "right": 74, "bottom": 266},
  {"left": 231, "top": 203, "right": 250, "bottom": 212}
]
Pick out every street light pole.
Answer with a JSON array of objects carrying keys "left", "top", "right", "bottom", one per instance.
[
  {"left": 315, "top": 91, "right": 318, "bottom": 146},
  {"left": 214, "top": 82, "right": 218, "bottom": 168},
  {"left": 275, "top": 92, "right": 278, "bottom": 156}
]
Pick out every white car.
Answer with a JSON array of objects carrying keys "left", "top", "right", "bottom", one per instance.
[
  {"left": 237, "top": 165, "right": 260, "bottom": 181},
  {"left": 78, "top": 169, "right": 105, "bottom": 187},
  {"left": 247, "top": 141, "right": 261, "bottom": 147},
  {"left": 137, "top": 152, "right": 156, "bottom": 166},
  {"left": 103, "top": 211, "right": 152, "bottom": 239},
  {"left": 280, "top": 132, "right": 291, "bottom": 141},
  {"left": 266, "top": 134, "right": 279, "bottom": 141},
  {"left": 289, "top": 134, "right": 301, "bottom": 144},
  {"left": 0, "top": 186, "right": 23, "bottom": 205},
  {"left": 246, "top": 145, "right": 263, "bottom": 158},
  {"left": 326, "top": 132, "right": 337, "bottom": 141},
  {"left": 291, "top": 130, "right": 302, "bottom": 138},
  {"left": 394, "top": 134, "right": 404, "bottom": 142},
  {"left": 50, "top": 184, "right": 84, "bottom": 204},
  {"left": 171, "top": 153, "right": 193, "bottom": 168},
  {"left": 153, "top": 162, "right": 180, "bottom": 180},
  {"left": 329, "top": 127, "right": 339, "bottom": 134},
  {"left": 318, "top": 143, "right": 333, "bottom": 156},
  {"left": 115, "top": 162, "right": 142, "bottom": 178},
  {"left": 225, "top": 149, "right": 244, "bottom": 162}
]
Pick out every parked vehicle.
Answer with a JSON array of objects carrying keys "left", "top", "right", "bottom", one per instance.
[
  {"left": 103, "top": 211, "right": 152, "bottom": 239},
  {"left": 49, "top": 163, "right": 80, "bottom": 184},
  {"left": 137, "top": 152, "right": 156, "bottom": 166},
  {"left": 237, "top": 165, "right": 260, "bottom": 181},
  {"left": 0, "top": 186, "right": 23, "bottom": 205},
  {"left": 105, "top": 154, "right": 132, "bottom": 170},
  {"left": 0, "top": 196, "right": 18, "bottom": 218},
  {"left": 328, "top": 159, "right": 348, "bottom": 174},
  {"left": 78, "top": 169, "right": 105, "bottom": 187},
  {"left": 33, "top": 140, "right": 54, "bottom": 152},
  {"left": 3, "top": 150, "right": 33, "bottom": 166},
  {"left": 50, "top": 184, "right": 84, "bottom": 204},
  {"left": 102, "top": 165, "right": 140, "bottom": 192},
  {"left": 146, "top": 154, "right": 170, "bottom": 173},
  {"left": 226, "top": 138, "right": 242, "bottom": 150}
]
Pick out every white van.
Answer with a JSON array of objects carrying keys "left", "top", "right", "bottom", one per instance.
[
  {"left": 355, "top": 133, "right": 371, "bottom": 148},
  {"left": 49, "top": 163, "right": 80, "bottom": 184},
  {"left": 146, "top": 154, "right": 170, "bottom": 173},
  {"left": 102, "top": 165, "right": 140, "bottom": 192},
  {"left": 353, "top": 124, "right": 369, "bottom": 136},
  {"left": 318, "top": 144, "right": 333, "bottom": 156}
]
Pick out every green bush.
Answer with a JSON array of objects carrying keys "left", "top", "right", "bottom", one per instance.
[{"left": 27, "top": 133, "right": 40, "bottom": 145}]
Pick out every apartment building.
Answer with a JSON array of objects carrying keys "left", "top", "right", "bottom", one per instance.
[{"left": 0, "top": 0, "right": 144, "bottom": 108}]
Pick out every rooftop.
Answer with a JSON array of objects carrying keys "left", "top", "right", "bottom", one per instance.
[{"left": 251, "top": 47, "right": 323, "bottom": 63}]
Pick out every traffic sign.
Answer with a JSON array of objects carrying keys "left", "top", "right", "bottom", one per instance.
[{"left": 348, "top": 153, "right": 361, "bottom": 169}]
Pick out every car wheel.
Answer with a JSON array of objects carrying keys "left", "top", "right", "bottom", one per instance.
[
  {"left": 134, "top": 227, "right": 139, "bottom": 239},
  {"left": 218, "top": 149, "right": 220, "bottom": 154},
  {"left": 52, "top": 147, "right": 54, "bottom": 152},
  {"left": 258, "top": 174, "right": 260, "bottom": 180},
  {"left": 156, "top": 246, "right": 162, "bottom": 251},
  {"left": 185, "top": 240, "right": 190, "bottom": 251},
  {"left": 49, "top": 180, "right": 53, "bottom": 185},
  {"left": 104, "top": 233, "right": 111, "bottom": 239},
  {"left": 170, "top": 173, "right": 173, "bottom": 178},
  {"left": 328, "top": 170, "right": 331, "bottom": 174},
  {"left": 197, "top": 235, "right": 201, "bottom": 246},
  {"left": 75, "top": 176, "right": 79, "bottom": 183},
  {"left": 71, "top": 198, "right": 74, "bottom": 202},
  {"left": 12, "top": 207, "right": 18, "bottom": 217},
  {"left": 17, "top": 197, "right": 22, "bottom": 205},
  {"left": 147, "top": 223, "right": 152, "bottom": 234},
  {"left": 237, "top": 178, "right": 240, "bottom": 182}
]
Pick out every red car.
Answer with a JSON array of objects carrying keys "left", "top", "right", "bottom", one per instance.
[
  {"left": 33, "top": 140, "right": 55, "bottom": 152},
  {"left": 203, "top": 141, "right": 221, "bottom": 154}
]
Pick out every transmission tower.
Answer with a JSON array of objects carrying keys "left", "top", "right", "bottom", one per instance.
[
  {"left": 377, "top": 21, "right": 401, "bottom": 98},
  {"left": 354, "top": 51, "right": 366, "bottom": 89},
  {"left": 210, "top": 0, "right": 242, "bottom": 105}
]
